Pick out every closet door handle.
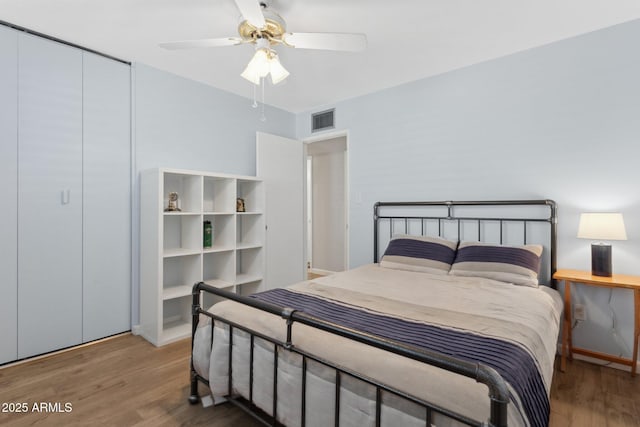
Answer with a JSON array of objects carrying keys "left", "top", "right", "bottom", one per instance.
[{"left": 61, "top": 189, "right": 71, "bottom": 205}]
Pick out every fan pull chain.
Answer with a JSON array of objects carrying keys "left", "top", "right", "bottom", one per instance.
[{"left": 252, "top": 83, "right": 258, "bottom": 108}]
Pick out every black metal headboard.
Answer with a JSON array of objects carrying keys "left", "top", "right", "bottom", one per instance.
[{"left": 373, "top": 200, "right": 558, "bottom": 287}]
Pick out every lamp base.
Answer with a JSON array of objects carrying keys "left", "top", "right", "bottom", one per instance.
[{"left": 591, "top": 243, "right": 612, "bottom": 277}]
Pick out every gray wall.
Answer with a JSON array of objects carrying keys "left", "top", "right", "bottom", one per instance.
[
  {"left": 132, "top": 63, "right": 296, "bottom": 324},
  {"left": 134, "top": 63, "right": 295, "bottom": 174},
  {"left": 296, "top": 20, "right": 640, "bottom": 358}
]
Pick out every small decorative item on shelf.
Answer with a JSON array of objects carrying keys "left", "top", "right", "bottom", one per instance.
[
  {"left": 165, "top": 192, "right": 181, "bottom": 212},
  {"left": 236, "top": 197, "right": 246, "bottom": 212},
  {"left": 203, "top": 220, "right": 213, "bottom": 248}
]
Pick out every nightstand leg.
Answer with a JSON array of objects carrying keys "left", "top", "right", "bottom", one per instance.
[
  {"left": 568, "top": 283, "right": 573, "bottom": 361},
  {"left": 561, "top": 280, "right": 572, "bottom": 372},
  {"left": 633, "top": 289, "right": 640, "bottom": 376}
]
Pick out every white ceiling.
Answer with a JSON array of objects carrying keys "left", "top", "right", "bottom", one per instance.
[{"left": 2, "top": 0, "right": 640, "bottom": 113}]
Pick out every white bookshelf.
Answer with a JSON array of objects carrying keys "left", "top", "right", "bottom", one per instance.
[{"left": 140, "top": 168, "right": 264, "bottom": 346}]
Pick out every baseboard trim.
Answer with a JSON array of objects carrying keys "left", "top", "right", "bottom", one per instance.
[{"left": 0, "top": 331, "right": 131, "bottom": 370}]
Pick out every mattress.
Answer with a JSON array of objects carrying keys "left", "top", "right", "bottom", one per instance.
[{"left": 193, "top": 264, "right": 563, "bottom": 427}]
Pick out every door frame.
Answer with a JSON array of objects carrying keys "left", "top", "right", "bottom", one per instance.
[{"left": 303, "top": 130, "right": 349, "bottom": 272}]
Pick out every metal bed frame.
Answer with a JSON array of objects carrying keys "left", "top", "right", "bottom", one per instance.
[{"left": 188, "top": 199, "right": 558, "bottom": 427}]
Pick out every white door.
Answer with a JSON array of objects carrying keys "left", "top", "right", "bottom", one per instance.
[
  {"left": 18, "top": 34, "right": 83, "bottom": 358},
  {"left": 257, "top": 132, "right": 306, "bottom": 290},
  {"left": 0, "top": 25, "right": 18, "bottom": 364},
  {"left": 82, "top": 52, "right": 131, "bottom": 342}
]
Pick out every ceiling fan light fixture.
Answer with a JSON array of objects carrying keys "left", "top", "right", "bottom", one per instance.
[
  {"left": 269, "top": 53, "right": 289, "bottom": 85},
  {"left": 161, "top": 2, "right": 367, "bottom": 91},
  {"left": 241, "top": 45, "right": 289, "bottom": 85}
]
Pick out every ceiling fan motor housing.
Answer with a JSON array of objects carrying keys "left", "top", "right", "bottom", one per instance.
[{"left": 238, "top": 5, "right": 286, "bottom": 44}]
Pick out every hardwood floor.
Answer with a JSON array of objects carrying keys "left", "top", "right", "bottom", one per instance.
[
  {"left": 549, "top": 356, "right": 640, "bottom": 426},
  {"left": 0, "top": 333, "right": 638, "bottom": 426},
  {"left": 0, "top": 334, "right": 259, "bottom": 427}
]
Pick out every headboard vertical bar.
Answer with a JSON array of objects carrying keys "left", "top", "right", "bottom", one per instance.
[
  {"left": 523, "top": 221, "right": 528, "bottom": 244},
  {"left": 373, "top": 203, "right": 380, "bottom": 263},
  {"left": 421, "top": 219, "right": 425, "bottom": 236},
  {"left": 405, "top": 218, "right": 408, "bottom": 234},
  {"left": 438, "top": 219, "right": 442, "bottom": 237},
  {"left": 477, "top": 220, "right": 481, "bottom": 241},
  {"left": 499, "top": 220, "right": 503, "bottom": 244}
]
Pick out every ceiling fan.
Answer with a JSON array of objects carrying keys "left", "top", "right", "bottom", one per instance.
[{"left": 159, "top": 0, "right": 367, "bottom": 85}]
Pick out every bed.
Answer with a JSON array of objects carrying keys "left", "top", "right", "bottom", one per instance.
[{"left": 189, "top": 200, "right": 562, "bottom": 427}]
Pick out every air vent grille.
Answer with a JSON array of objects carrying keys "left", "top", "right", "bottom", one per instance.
[{"left": 311, "top": 109, "right": 335, "bottom": 132}]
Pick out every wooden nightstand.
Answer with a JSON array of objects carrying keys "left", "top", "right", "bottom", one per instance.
[{"left": 553, "top": 269, "right": 640, "bottom": 376}]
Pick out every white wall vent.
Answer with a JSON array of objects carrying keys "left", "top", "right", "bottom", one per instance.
[{"left": 311, "top": 109, "right": 335, "bottom": 132}]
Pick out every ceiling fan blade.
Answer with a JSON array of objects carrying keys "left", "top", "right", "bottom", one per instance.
[
  {"left": 283, "top": 32, "right": 367, "bottom": 52},
  {"left": 159, "top": 37, "right": 243, "bottom": 50},
  {"left": 234, "top": 0, "right": 266, "bottom": 28}
]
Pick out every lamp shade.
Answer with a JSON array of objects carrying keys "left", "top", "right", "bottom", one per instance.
[
  {"left": 269, "top": 54, "right": 290, "bottom": 85},
  {"left": 577, "top": 212, "right": 627, "bottom": 241},
  {"left": 241, "top": 48, "right": 271, "bottom": 85},
  {"left": 240, "top": 66, "right": 261, "bottom": 85}
]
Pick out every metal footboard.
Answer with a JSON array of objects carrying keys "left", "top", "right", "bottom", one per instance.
[{"left": 189, "top": 282, "right": 510, "bottom": 427}]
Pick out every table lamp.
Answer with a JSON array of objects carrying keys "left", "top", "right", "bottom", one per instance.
[{"left": 577, "top": 212, "right": 627, "bottom": 277}]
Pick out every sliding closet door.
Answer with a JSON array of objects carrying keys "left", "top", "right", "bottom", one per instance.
[
  {"left": 82, "top": 53, "right": 131, "bottom": 342},
  {"left": 0, "top": 26, "right": 18, "bottom": 364},
  {"left": 18, "top": 34, "right": 83, "bottom": 358}
]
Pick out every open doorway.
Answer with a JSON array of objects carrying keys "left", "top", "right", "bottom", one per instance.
[{"left": 305, "top": 134, "right": 348, "bottom": 277}]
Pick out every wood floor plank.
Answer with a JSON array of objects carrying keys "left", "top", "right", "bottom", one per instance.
[
  {"left": 0, "top": 335, "right": 259, "bottom": 427},
  {"left": 1, "top": 333, "right": 639, "bottom": 426},
  {"left": 549, "top": 354, "right": 640, "bottom": 427}
]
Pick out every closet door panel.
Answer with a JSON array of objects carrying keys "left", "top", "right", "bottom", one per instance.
[
  {"left": 18, "top": 34, "right": 83, "bottom": 358},
  {"left": 82, "top": 53, "right": 131, "bottom": 342},
  {"left": 0, "top": 26, "right": 18, "bottom": 364}
]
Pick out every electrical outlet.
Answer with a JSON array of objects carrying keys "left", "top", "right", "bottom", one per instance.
[{"left": 574, "top": 304, "right": 587, "bottom": 321}]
